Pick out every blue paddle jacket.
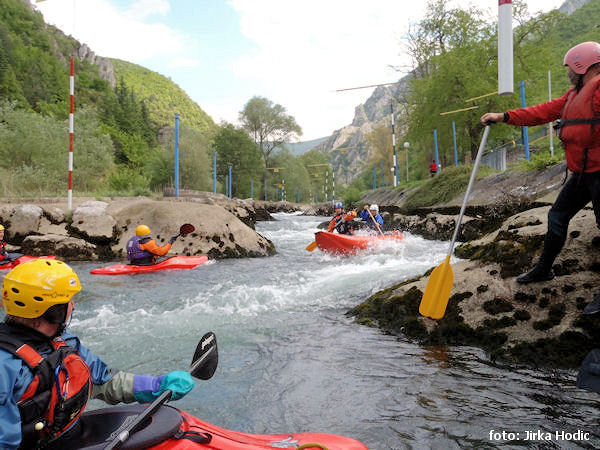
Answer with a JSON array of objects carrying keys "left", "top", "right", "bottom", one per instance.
[{"left": 359, "top": 210, "right": 384, "bottom": 230}]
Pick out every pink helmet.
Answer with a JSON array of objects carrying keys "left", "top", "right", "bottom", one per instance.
[{"left": 563, "top": 42, "right": 600, "bottom": 75}]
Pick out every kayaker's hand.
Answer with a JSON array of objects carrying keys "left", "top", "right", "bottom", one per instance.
[
  {"left": 133, "top": 371, "right": 194, "bottom": 403},
  {"left": 169, "top": 235, "right": 178, "bottom": 244}
]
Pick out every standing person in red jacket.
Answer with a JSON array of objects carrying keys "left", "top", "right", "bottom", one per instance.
[
  {"left": 429, "top": 159, "right": 438, "bottom": 177},
  {"left": 480, "top": 42, "right": 600, "bottom": 311}
]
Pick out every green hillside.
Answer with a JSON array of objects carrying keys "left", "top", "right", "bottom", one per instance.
[{"left": 110, "top": 58, "right": 215, "bottom": 134}]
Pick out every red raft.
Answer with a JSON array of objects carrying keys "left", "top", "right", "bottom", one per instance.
[
  {"left": 0, "top": 255, "right": 56, "bottom": 270},
  {"left": 314, "top": 231, "right": 403, "bottom": 255},
  {"left": 90, "top": 256, "right": 209, "bottom": 275},
  {"left": 76, "top": 404, "right": 368, "bottom": 449}
]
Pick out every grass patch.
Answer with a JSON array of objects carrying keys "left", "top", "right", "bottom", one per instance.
[{"left": 402, "top": 164, "right": 496, "bottom": 210}]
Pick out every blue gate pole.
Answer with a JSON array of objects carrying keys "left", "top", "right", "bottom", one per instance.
[
  {"left": 433, "top": 129, "right": 440, "bottom": 173},
  {"left": 520, "top": 81, "right": 530, "bottom": 161},
  {"left": 452, "top": 121, "right": 458, "bottom": 166},
  {"left": 213, "top": 152, "right": 217, "bottom": 193},
  {"left": 251, "top": 181, "right": 254, "bottom": 199},
  {"left": 228, "top": 166, "right": 232, "bottom": 198},
  {"left": 225, "top": 175, "right": 228, "bottom": 197},
  {"left": 174, "top": 113, "right": 180, "bottom": 197},
  {"left": 373, "top": 163, "right": 377, "bottom": 189},
  {"left": 264, "top": 179, "right": 267, "bottom": 201}
]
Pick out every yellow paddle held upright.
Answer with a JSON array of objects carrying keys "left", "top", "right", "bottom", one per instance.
[{"left": 418, "top": 126, "right": 490, "bottom": 319}]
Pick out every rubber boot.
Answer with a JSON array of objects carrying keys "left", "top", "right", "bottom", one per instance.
[
  {"left": 583, "top": 293, "right": 600, "bottom": 315},
  {"left": 516, "top": 232, "right": 563, "bottom": 284}
]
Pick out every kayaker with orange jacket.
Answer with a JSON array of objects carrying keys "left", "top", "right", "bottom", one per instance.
[
  {"left": 0, "top": 260, "right": 194, "bottom": 449},
  {"left": 126, "top": 224, "right": 178, "bottom": 265},
  {"left": 328, "top": 202, "right": 356, "bottom": 235},
  {"left": 481, "top": 42, "right": 600, "bottom": 293},
  {"left": 0, "top": 225, "right": 22, "bottom": 265}
]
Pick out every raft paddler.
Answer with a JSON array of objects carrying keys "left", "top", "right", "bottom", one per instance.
[
  {"left": 360, "top": 204, "right": 384, "bottom": 232},
  {"left": 126, "top": 224, "right": 178, "bottom": 265},
  {"left": 328, "top": 202, "right": 356, "bottom": 235},
  {"left": 0, "top": 260, "right": 194, "bottom": 449}
]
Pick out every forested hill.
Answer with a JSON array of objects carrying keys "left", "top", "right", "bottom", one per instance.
[
  {"left": 110, "top": 59, "right": 215, "bottom": 134},
  {"left": 0, "top": 0, "right": 221, "bottom": 197}
]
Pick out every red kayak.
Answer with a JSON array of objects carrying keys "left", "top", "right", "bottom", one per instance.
[
  {"left": 315, "top": 231, "right": 403, "bottom": 255},
  {"left": 76, "top": 404, "right": 367, "bottom": 449},
  {"left": 0, "top": 255, "right": 56, "bottom": 270},
  {"left": 90, "top": 256, "right": 209, "bottom": 275}
]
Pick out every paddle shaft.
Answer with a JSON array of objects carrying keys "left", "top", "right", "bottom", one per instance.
[
  {"left": 104, "top": 344, "right": 216, "bottom": 450},
  {"left": 446, "top": 125, "right": 490, "bottom": 254},
  {"left": 367, "top": 209, "right": 383, "bottom": 235}
]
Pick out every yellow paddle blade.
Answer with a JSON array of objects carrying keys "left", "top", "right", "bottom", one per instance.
[
  {"left": 419, "top": 254, "right": 454, "bottom": 319},
  {"left": 305, "top": 241, "right": 318, "bottom": 252}
]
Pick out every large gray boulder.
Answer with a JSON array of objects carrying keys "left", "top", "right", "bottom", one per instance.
[
  {"left": 69, "top": 201, "right": 117, "bottom": 244},
  {"left": 0, "top": 204, "right": 44, "bottom": 242},
  {"left": 21, "top": 234, "right": 97, "bottom": 260}
]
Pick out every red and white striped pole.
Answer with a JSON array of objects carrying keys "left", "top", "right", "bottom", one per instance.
[{"left": 68, "top": 56, "right": 74, "bottom": 209}]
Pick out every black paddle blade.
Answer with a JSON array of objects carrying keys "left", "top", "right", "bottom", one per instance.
[
  {"left": 577, "top": 349, "right": 600, "bottom": 394},
  {"left": 190, "top": 332, "right": 218, "bottom": 380},
  {"left": 180, "top": 223, "right": 195, "bottom": 237}
]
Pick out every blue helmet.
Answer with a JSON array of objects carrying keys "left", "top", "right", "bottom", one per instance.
[{"left": 334, "top": 202, "right": 343, "bottom": 209}]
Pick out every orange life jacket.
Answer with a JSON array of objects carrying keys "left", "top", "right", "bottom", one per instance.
[
  {"left": 0, "top": 324, "right": 91, "bottom": 448},
  {"left": 559, "top": 74, "right": 600, "bottom": 173}
]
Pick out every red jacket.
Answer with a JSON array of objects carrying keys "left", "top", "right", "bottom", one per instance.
[
  {"left": 429, "top": 163, "right": 438, "bottom": 172},
  {"left": 507, "top": 74, "right": 600, "bottom": 173}
]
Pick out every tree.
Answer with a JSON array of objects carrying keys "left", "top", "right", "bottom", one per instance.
[
  {"left": 212, "top": 123, "right": 264, "bottom": 198},
  {"left": 239, "top": 96, "right": 302, "bottom": 167}
]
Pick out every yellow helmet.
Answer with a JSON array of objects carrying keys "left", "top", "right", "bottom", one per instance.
[
  {"left": 136, "top": 225, "right": 151, "bottom": 236},
  {"left": 0, "top": 224, "right": 4, "bottom": 231},
  {"left": 2, "top": 259, "right": 81, "bottom": 319}
]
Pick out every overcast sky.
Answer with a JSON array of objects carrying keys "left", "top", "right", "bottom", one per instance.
[{"left": 34, "top": 0, "right": 566, "bottom": 140}]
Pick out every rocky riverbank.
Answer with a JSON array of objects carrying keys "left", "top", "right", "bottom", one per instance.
[
  {"left": 346, "top": 163, "right": 600, "bottom": 368},
  {"left": 0, "top": 194, "right": 308, "bottom": 261}
]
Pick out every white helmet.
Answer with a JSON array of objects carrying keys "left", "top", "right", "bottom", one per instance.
[{"left": 369, "top": 204, "right": 379, "bottom": 212}]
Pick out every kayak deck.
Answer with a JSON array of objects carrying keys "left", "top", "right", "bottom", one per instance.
[
  {"left": 76, "top": 404, "right": 368, "bottom": 450},
  {"left": 90, "top": 255, "right": 209, "bottom": 275},
  {"left": 314, "top": 230, "right": 402, "bottom": 255},
  {"left": 0, "top": 255, "right": 56, "bottom": 270}
]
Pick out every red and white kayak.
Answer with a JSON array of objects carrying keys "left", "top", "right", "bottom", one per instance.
[
  {"left": 314, "top": 231, "right": 403, "bottom": 255},
  {"left": 76, "top": 404, "right": 368, "bottom": 449},
  {"left": 90, "top": 256, "right": 209, "bottom": 275},
  {"left": 0, "top": 255, "right": 56, "bottom": 270}
]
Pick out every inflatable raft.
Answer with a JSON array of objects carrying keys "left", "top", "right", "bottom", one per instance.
[
  {"left": 90, "top": 256, "right": 208, "bottom": 275},
  {"left": 0, "top": 255, "right": 56, "bottom": 270},
  {"left": 314, "top": 231, "right": 403, "bottom": 255},
  {"left": 72, "top": 404, "right": 367, "bottom": 449}
]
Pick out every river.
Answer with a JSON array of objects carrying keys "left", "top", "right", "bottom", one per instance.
[{"left": 18, "top": 213, "right": 600, "bottom": 448}]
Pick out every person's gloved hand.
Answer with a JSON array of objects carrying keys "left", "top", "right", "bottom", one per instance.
[
  {"left": 133, "top": 371, "right": 194, "bottom": 403},
  {"left": 169, "top": 235, "right": 178, "bottom": 244}
]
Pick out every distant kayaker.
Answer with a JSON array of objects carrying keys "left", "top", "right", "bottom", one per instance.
[
  {"left": 0, "top": 260, "right": 194, "bottom": 449},
  {"left": 328, "top": 202, "right": 356, "bottom": 235},
  {"left": 360, "top": 204, "right": 384, "bottom": 232},
  {"left": 0, "top": 224, "right": 23, "bottom": 265},
  {"left": 480, "top": 41, "right": 600, "bottom": 295},
  {"left": 126, "top": 224, "right": 178, "bottom": 265}
]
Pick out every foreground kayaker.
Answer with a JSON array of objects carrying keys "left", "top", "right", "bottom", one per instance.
[
  {"left": 328, "top": 202, "right": 356, "bottom": 235},
  {"left": 127, "top": 224, "right": 178, "bottom": 265},
  {"left": 0, "top": 224, "right": 23, "bottom": 265},
  {"left": 0, "top": 260, "right": 194, "bottom": 449},
  {"left": 359, "top": 204, "right": 384, "bottom": 232}
]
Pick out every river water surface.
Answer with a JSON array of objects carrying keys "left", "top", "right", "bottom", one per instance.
[{"left": 64, "top": 213, "right": 600, "bottom": 449}]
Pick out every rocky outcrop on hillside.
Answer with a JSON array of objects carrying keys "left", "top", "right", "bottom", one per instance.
[
  {"left": 314, "top": 77, "right": 411, "bottom": 185},
  {"left": 0, "top": 195, "right": 278, "bottom": 261}
]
